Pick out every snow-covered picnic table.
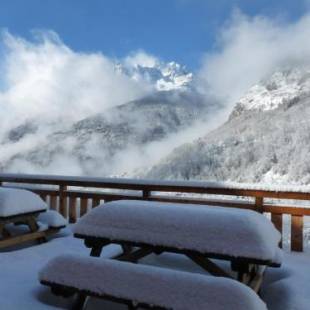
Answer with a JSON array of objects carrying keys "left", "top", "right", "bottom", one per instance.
[
  {"left": 74, "top": 200, "right": 282, "bottom": 290},
  {"left": 0, "top": 187, "right": 67, "bottom": 249}
]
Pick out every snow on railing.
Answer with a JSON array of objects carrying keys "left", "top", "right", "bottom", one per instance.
[{"left": 0, "top": 173, "right": 310, "bottom": 252}]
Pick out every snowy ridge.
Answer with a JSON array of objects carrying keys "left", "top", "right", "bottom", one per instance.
[
  {"left": 233, "top": 68, "right": 310, "bottom": 115},
  {"left": 115, "top": 61, "right": 193, "bottom": 91}
]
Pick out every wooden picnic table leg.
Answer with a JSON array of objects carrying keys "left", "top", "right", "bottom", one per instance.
[
  {"left": 26, "top": 217, "right": 39, "bottom": 232},
  {"left": 187, "top": 253, "right": 232, "bottom": 278},
  {"left": 90, "top": 244, "right": 104, "bottom": 257},
  {"left": 231, "top": 260, "right": 250, "bottom": 283},
  {"left": 27, "top": 216, "right": 48, "bottom": 244},
  {"left": 121, "top": 244, "right": 133, "bottom": 256},
  {"left": 0, "top": 224, "right": 8, "bottom": 238},
  {"left": 116, "top": 247, "right": 154, "bottom": 263},
  {"left": 0, "top": 223, "right": 11, "bottom": 238},
  {"left": 72, "top": 293, "right": 87, "bottom": 310},
  {"left": 84, "top": 239, "right": 111, "bottom": 257}
]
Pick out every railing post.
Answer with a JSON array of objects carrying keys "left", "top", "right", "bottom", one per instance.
[
  {"left": 92, "top": 198, "right": 100, "bottom": 208},
  {"left": 69, "top": 197, "right": 77, "bottom": 223},
  {"left": 271, "top": 213, "right": 283, "bottom": 248},
  {"left": 255, "top": 197, "right": 264, "bottom": 213},
  {"left": 59, "top": 185, "right": 67, "bottom": 218},
  {"left": 142, "top": 190, "right": 151, "bottom": 199},
  {"left": 291, "top": 215, "right": 303, "bottom": 252},
  {"left": 80, "top": 198, "right": 88, "bottom": 217},
  {"left": 50, "top": 195, "right": 57, "bottom": 210}
]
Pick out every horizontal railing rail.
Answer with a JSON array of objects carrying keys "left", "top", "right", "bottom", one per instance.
[{"left": 0, "top": 173, "right": 309, "bottom": 252}]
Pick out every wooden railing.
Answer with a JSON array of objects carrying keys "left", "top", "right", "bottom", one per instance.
[{"left": 0, "top": 173, "right": 310, "bottom": 252}]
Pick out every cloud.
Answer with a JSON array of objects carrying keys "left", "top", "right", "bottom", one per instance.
[
  {"left": 0, "top": 31, "right": 157, "bottom": 174},
  {"left": 0, "top": 31, "right": 151, "bottom": 136},
  {"left": 124, "top": 50, "right": 158, "bottom": 68},
  {"left": 198, "top": 10, "right": 310, "bottom": 107}
]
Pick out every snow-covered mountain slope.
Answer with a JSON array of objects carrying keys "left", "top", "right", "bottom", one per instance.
[
  {"left": 115, "top": 61, "right": 193, "bottom": 91},
  {"left": 1, "top": 91, "right": 212, "bottom": 175},
  {"left": 144, "top": 68, "right": 310, "bottom": 185},
  {"left": 231, "top": 68, "right": 310, "bottom": 116}
]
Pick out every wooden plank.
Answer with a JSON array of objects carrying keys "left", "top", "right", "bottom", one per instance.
[
  {"left": 92, "top": 198, "right": 100, "bottom": 208},
  {"left": 2, "top": 173, "right": 310, "bottom": 200},
  {"left": 0, "top": 227, "right": 60, "bottom": 249},
  {"left": 59, "top": 185, "right": 67, "bottom": 218},
  {"left": 0, "top": 231, "right": 46, "bottom": 248},
  {"left": 50, "top": 195, "right": 57, "bottom": 210},
  {"left": 271, "top": 213, "right": 283, "bottom": 248},
  {"left": 69, "top": 197, "right": 77, "bottom": 224},
  {"left": 80, "top": 198, "right": 88, "bottom": 217},
  {"left": 291, "top": 215, "right": 303, "bottom": 252},
  {"left": 187, "top": 253, "right": 233, "bottom": 278},
  {"left": 116, "top": 247, "right": 154, "bottom": 263},
  {"left": 263, "top": 205, "right": 310, "bottom": 216},
  {"left": 149, "top": 196, "right": 257, "bottom": 211},
  {"left": 6, "top": 184, "right": 310, "bottom": 216},
  {"left": 255, "top": 197, "right": 263, "bottom": 213},
  {"left": 7, "top": 184, "right": 310, "bottom": 216}
]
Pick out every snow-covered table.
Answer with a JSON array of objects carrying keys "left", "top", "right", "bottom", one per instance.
[
  {"left": 74, "top": 200, "right": 282, "bottom": 291},
  {"left": 0, "top": 187, "right": 67, "bottom": 249}
]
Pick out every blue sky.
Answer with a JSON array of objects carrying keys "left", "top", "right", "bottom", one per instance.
[{"left": 0, "top": 0, "right": 307, "bottom": 69}]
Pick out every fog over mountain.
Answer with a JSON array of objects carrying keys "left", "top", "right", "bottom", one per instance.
[
  {"left": 2, "top": 11, "right": 310, "bottom": 183},
  {"left": 0, "top": 31, "right": 218, "bottom": 175}
]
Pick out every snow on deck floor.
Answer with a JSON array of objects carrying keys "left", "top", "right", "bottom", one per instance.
[{"left": 0, "top": 227, "right": 309, "bottom": 310}]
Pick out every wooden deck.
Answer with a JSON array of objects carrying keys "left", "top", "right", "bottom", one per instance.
[{"left": 0, "top": 173, "right": 309, "bottom": 252}]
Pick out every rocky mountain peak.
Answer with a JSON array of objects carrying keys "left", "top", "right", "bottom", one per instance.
[
  {"left": 115, "top": 60, "right": 193, "bottom": 92},
  {"left": 231, "top": 67, "right": 310, "bottom": 118}
]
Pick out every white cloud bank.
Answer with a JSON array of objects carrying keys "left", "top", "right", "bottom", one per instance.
[
  {"left": 199, "top": 10, "right": 310, "bottom": 108},
  {"left": 0, "top": 31, "right": 151, "bottom": 136}
]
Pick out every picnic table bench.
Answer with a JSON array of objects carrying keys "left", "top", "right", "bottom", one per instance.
[
  {"left": 0, "top": 187, "right": 66, "bottom": 249},
  {"left": 40, "top": 254, "right": 267, "bottom": 310}
]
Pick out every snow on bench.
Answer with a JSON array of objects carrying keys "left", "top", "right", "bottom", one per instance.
[
  {"left": 38, "top": 210, "right": 68, "bottom": 229},
  {"left": 39, "top": 254, "right": 267, "bottom": 310},
  {"left": 0, "top": 187, "right": 47, "bottom": 217},
  {"left": 74, "top": 200, "right": 281, "bottom": 263}
]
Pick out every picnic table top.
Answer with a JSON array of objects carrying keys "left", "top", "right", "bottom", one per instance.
[
  {"left": 74, "top": 200, "right": 282, "bottom": 264},
  {"left": 0, "top": 187, "right": 47, "bottom": 218}
]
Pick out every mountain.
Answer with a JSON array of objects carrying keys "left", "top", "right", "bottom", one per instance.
[
  {"left": 144, "top": 68, "right": 310, "bottom": 185},
  {"left": 1, "top": 90, "right": 213, "bottom": 175},
  {"left": 0, "top": 58, "right": 208, "bottom": 175},
  {"left": 115, "top": 60, "right": 193, "bottom": 91}
]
